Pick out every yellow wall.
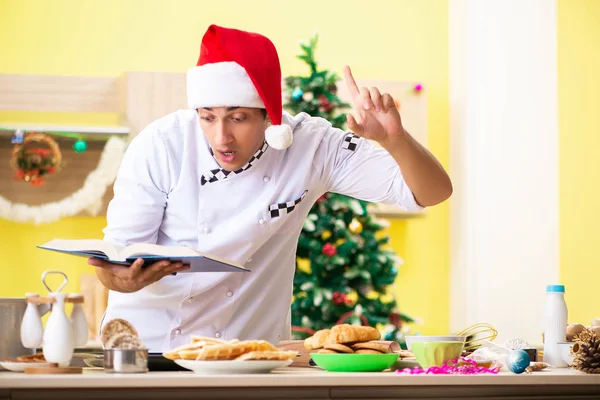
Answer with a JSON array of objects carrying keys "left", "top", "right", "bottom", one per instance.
[
  {"left": 558, "top": 0, "right": 600, "bottom": 327},
  {"left": 0, "top": 218, "right": 106, "bottom": 298},
  {"left": 0, "top": 0, "right": 451, "bottom": 334}
]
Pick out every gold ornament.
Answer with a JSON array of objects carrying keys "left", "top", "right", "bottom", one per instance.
[
  {"left": 349, "top": 218, "right": 363, "bottom": 234},
  {"left": 375, "top": 323, "right": 387, "bottom": 332},
  {"left": 380, "top": 293, "right": 394, "bottom": 304},
  {"left": 321, "top": 230, "right": 332, "bottom": 240},
  {"left": 346, "top": 290, "right": 358, "bottom": 306},
  {"left": 296, "top": 258, "right": 312, "bottom": 274},
  {"left": 366, "top": 290, "right": 379, "bottom": 300}
]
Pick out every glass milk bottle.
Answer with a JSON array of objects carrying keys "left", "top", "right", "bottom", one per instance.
[{"left": 543, "top": 284, "right": 568, "bottom": 367}]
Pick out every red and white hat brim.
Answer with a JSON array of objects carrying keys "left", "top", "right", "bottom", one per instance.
[{"left": 187, "top": 62, "right": 265, "bottom": 110}]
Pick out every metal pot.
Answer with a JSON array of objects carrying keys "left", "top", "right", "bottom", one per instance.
[
  {"left": 103, "top": 348, "right": 149, "bottom": 373},
  {"left": 0, "top": 298, "right": 50, "bottom": 367}
]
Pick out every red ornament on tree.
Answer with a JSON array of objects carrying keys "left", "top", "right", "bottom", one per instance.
[
  {"left": 389, "top": 312, "right": 402, "bottom": 328},
  {"left": 332, "top": 291, "right": 347, "bottom": 305},
  {"left": 322, "top": 242, "right": 337, "bottom": 256},
  {"left": 317, "top": 194, "right": 328, "bottom": 203},
  {"left": 318, "top": 94, "right": 334, "bottom": 112}
]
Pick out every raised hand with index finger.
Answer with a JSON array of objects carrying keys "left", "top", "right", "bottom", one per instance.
[{"left": 343, "top": 65, "right": 405, "bottom": 146}]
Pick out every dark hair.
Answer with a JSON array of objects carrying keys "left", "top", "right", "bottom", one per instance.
[{"left": 197, "top": 107, "right": 267, "bottom": 119}]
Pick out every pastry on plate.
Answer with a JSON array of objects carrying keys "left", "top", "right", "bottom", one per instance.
[
  {"left": 163, "top": 337, "right": 298, "bottom": 362},
  {"left": 304, "top": 324, "right": 382, "bottom": 351}
]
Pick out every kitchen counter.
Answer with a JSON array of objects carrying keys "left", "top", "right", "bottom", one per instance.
[{"left": 1, "top": 367, "right": 599, "bottom": 399}]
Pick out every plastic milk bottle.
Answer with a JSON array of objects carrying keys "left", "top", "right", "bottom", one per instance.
[{"left": 543, "top": 284, "right": 568, "bottom": 367}]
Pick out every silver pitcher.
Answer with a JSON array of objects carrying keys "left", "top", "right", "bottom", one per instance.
[
  {"left": 0, "top": 298, "right": 51, "bottom": 365},
  {"left": 0, "top": 271, "right": 65, "bottom": 367}
]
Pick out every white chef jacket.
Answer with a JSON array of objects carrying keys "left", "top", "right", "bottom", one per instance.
[{"left": 101, "top": 109, "right": 423, "bottom": 352}]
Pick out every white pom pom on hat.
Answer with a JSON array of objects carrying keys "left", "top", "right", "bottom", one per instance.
[
  {"left": 186, "top": 24, "right": 293, "bottom": 150},
  {"left": 265, "top": 124, "right": 293, "bottom": 150}
]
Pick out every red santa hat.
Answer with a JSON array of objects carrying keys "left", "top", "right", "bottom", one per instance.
[{"left": 187, "top": 24, "right": 293, "bottom": 150}]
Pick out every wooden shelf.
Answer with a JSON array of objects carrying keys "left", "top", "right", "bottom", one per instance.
[
  {"left": 0, "top": 123, "right": 130, "bottom": 135},
  {"left": 0, "top": 72, "right": 429, "bottom": 222}
]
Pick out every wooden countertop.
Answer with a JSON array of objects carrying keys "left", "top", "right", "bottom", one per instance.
[{"left": 1, "top": 367, "right": 599, "bottom": 389}]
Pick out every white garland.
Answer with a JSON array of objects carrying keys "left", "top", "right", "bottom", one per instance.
[{"left": 0, "top": 136, "right": 128, "bottom": 224}]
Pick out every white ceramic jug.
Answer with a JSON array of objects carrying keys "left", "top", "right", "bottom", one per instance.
[
  {"left": 42, "top": 292, "right": 74, "bottom": 367},
  {"left": 69, "top": 294, "right": 88, "bottom": 347},
  {"left": 20, "top": 292, "right": 44, "bottom": 349}
]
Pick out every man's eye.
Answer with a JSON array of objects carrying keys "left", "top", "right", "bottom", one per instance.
[
  {"left": 201, "top": 116, "right": 214, "bottom": 122},
  {"left": 232, "top": 116, "right": 246, "bottom": 122}
]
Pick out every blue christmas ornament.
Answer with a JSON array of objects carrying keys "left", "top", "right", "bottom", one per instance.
[
  {"left": 292, "top": 87, "right": 304, "bottom": 101},
  {"left": 506, "top": 349, "right": 530, "bottom": 374}
]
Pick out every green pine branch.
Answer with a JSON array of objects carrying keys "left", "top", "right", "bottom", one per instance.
[
  {"left": 285, "top": 36, "right": 417, "bottom": 343},
  {"left": 283, "top": 34, "right": 350, "bottom": 129}
]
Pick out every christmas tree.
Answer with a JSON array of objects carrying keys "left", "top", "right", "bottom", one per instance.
[{"left": 284, "top": 35, "right": 415, "bottom": 344}]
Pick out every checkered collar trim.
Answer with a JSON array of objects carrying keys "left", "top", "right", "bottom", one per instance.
[{"left": 200, "top": 141, "right": 269, "bottom": 186}]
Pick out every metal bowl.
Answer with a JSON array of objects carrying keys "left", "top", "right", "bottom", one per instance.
[{"left": 103, "top": 348, "right": 148, "bottom": 373}]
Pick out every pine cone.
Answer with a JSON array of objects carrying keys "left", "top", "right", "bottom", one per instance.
[{"left": 572, "top": 328, "right": 600, "bottom": 374}]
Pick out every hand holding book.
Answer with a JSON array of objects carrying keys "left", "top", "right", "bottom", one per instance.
[{"left": 88, "top": 257, "right": 190, "bottom": 293}]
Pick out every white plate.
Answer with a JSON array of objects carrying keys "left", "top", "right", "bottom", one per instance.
[
  {"left": 83, "top": 357, "right": 104, "bottom": 368},
  {"left": 175, "top": 359, "right": 293, "bottom": 374},
  {"left": 0, "top": 361, "right": 52, "bottom": 372}
]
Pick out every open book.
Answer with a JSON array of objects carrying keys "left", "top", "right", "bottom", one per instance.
[{"left": 37, "top": 239, "right": 249, "bottom": 273}]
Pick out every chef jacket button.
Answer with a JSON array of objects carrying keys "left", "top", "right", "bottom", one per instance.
[
  {"left": 226, "top": 291, "right": 233, "bottom": 297},
  {"left": 263, "top": 176, "right": 270, "bottom": 183},
  {"left": 258, "top": 218, "right": 265, "bottom": 225},
  {"left": 175, "top": 329, "right": 181, "bottom": 335},
  {"left": 203, "top": 225, "right": 210, "bottom": 233},
  {"left": 215, "top": 332, "right": 222, "bottom": 338}
]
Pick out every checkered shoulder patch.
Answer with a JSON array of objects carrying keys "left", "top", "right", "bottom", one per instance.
[
  {"left": 200, "top": 141, "right": 268, "bottom": 186},
  {"left": 268, "top": 190, "right": 308, "bottom": 218},
  {"left": 342, "top": 133, "right": 361, "bottom": 152}
]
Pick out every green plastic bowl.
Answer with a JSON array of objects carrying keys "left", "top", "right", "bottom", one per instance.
[
  {"left": 310, "top": 353, "right": 399, "bottom": 372},
  {"left": 411, "top": 341, "right": 464, "bottom": 368}
]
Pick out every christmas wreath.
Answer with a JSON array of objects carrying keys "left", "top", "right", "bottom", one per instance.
[{"left": 10, "top": 132, "right": 63, "bottom": 186}]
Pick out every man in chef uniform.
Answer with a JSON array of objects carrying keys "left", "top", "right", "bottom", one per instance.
[{"left": 89, "top": 24, "right": 452, "bottom": 352}]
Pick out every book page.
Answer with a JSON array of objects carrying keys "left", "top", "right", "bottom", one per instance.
[{"left": 40, "top": 239, "right": 124, "bottom": 260}]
